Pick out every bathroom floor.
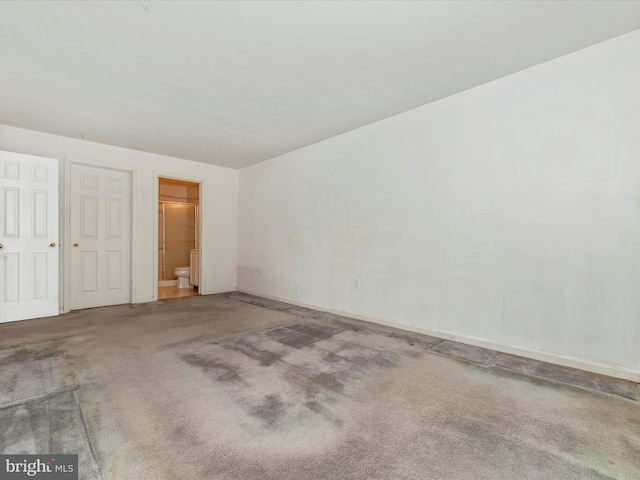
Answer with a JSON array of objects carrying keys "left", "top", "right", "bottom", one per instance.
[{"left": 158, "top": 285, "right": 199, "bottom": 300}]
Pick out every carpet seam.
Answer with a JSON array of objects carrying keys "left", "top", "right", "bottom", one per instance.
[
  {"left": 162, "top": 317, "right": 310, "bottom": 349},
  {"left": 0, "top": 355, "right": 66, "bottom": 370},
  {"left": 73, "top": 390, "right": 104, "bottom": 480},
  {"left": 0, "top": 384, "right": 79, "bottom": 410},
  {"left": 492, "top": 364, "right": 640, "bottom": 403}
]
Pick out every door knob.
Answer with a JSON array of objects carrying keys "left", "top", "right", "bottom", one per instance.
[
  {"left": 73, "top": 242, "right": 79, "bottom": 247},
  {"left": 0, "top": 243, "right": 3, "bottom": 249},
  {"left": 49, "top": 242, "right": 56, "bottom": 247}
]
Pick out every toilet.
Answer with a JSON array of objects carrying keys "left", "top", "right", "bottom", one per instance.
[{"left": 174, "top": 266, "right": 191, "bottom": 289}]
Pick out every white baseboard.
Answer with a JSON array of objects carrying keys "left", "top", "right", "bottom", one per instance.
[
  {"left": 237, "top": 288, "right": 640, "bottom": 383},
  {"left": 133, "top": 296, "right": 155, "bottom": 304},
  {"left": 201, "top": 287, "right": 237, "bottom": 296}
]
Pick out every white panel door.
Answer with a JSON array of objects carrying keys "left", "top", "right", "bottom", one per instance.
[
  {"left": 70, "top": 164, "right": 131, "bottom": 309},
  {"left": 0, "top": 151, "right": 59, "bottom": 323}
]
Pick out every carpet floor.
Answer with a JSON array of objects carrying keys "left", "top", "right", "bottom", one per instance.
[{"left": 1, "top": 293, "right": 639, "bottom": 480}]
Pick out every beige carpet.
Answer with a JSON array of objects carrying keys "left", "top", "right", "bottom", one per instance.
[{"left": 1, "top": 294, "right": 639, "bottom": 480}]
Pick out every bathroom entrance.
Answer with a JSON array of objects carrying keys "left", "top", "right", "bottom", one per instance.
[{"left": 158, "top": 177, "right": 200, "bottom": 299}]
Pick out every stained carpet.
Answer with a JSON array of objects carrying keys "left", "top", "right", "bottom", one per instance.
[{"left": 1, "top": 294, "right": 639, "bottom": 479}]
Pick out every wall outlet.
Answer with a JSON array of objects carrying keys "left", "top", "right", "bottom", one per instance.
[
  {"left": 258, "top": 268, "right": 263, "bottom": 277},
  {"left": 354, "top": 278, "right": 360, "bottom": 289}
]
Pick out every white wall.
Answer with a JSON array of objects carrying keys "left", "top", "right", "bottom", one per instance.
[
  {"left": 0, "top": 124, "right": 237, "bottom": 305},
  {"left": 238, "top": 30, "right": 640, "bottom": 379}
]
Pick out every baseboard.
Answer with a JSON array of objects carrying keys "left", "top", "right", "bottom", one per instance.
[
  {"left": 237, "top": 288, "right": 640, "bottom": 383},
  {"left": 158, "top": 280, "right": 177, "bottom": 287},
  {"left": 134, "top": 296, "right": 156, "bottom": 304},
  {"left": 201, "top": 287, "right": 239, "bottom": 296}
]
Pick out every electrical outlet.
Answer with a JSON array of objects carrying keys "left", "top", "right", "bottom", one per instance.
[
  {"left": 354, "top": 279, "right": 360, "bottom": 289},
  {"left": 258, "top": 268, "right": 263, "bottom": 277}
]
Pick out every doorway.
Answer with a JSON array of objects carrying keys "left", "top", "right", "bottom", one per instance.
[{"left": 158, "top": 177, "right": 200, "bottom": 300}]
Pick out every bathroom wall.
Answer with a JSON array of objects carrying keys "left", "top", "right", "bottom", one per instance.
[
  {"left": 159, "top": 183, "right": 188, "bottom": 202},
  {"left": 187, "top": 184, "right": 199, "bottom": 203},
  {"left": 158, "top": 182, "right": 200, "bottom": 203},
  {"left": 238, "top": 30, "right": 640, "bottom": 379},
  {"left": 0, "top": 124, "right": 238, "bottom": 304}
]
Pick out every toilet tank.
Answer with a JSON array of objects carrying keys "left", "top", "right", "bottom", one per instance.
[{"left": 189, "top": 249, "right": 199, "bottom": 287}]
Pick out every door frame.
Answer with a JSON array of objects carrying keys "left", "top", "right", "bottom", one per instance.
[
  {"left": 62, "top": 158, "right": 137, "bottom": 313},
  {"left": 153, "top": 172, "right": 204, "bottom": 301}
]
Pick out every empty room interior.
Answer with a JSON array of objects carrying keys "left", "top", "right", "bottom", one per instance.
[{"left": 1, "top": 1, "right": 640, "bottom": 479}]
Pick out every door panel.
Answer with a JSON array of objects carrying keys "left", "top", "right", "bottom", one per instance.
[
  {"left": 2, "top": 187, "right": 19, "bottom": 237},
  {"left": 70, "top": 164, "right": 131, "bottom": 309},
  {"left": 3, "top": 253, "right": 19, "bottom": 302},
  {"left": 0, "top": 151, "right": 59, "bottom": 323}
]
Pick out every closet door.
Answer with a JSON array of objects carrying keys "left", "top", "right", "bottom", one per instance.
[
  {"left": 0, "top": 151, "right": 59, "bottom": 323},
  {"left": 69, "top": 164, "right": 131, "bottom": 309}
]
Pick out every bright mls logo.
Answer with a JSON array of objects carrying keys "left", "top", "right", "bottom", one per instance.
[{"left": 0, "top": 455, "right": 78, "bottom": 480}]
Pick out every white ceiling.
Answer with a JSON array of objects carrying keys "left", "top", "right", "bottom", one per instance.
[{"left": 1, "top": 1, "right": 639, "bottom": 169}]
